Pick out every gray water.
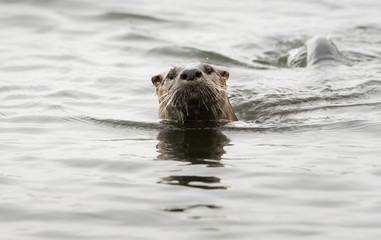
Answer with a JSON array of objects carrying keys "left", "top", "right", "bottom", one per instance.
[{"left": 1, "top": 0, "right": 381, "bottom": 239}]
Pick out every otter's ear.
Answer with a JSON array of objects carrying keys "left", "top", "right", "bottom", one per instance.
[
  {"left": 151, "top": 74, "right": 163, "bottom": 87},
  {"left": 219, "top": 70, "right": 230, "bottom": 81}
]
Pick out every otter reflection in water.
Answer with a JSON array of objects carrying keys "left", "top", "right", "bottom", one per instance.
[
  {"left": 155, "top": 126, "right": 230, "bottom": 189},
  {"left": 156, "top": 126, "right": 230, "bottom": 166}
]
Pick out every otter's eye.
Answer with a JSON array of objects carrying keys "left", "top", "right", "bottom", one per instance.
[
  {"left": 167, "top": 73, "right": 176, "bottom": 80},
  {"left": 204, "top": 66, "right": 213, "bottom": 74}
]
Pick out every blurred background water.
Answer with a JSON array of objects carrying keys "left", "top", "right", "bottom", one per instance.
[{"left": 0, "top": 0, "right": 381, "bottom": 239}]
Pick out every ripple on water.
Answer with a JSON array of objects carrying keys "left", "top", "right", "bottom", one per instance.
[
  {"left": 147, "top": 45, "right": 252, "bottom": 67},
  {"left": 233, "top": 75, "right": 381, "bottom": 124},
  {"left": 0, "top": 14, "right": 58, "bottom": 32},
  {"left": 0, "top": 85, "right": 50, "bottom": 94},
  {"left": 94, "top": 11, "right": 168, "bottom": 23},
  {"left": 252, "top": 37, "right": 307, "bottom": 68},
  {"left": 158, "top": 176, "right": 228, "bottom": 190},
  {"left": 112, "top": 32, "right": 168, "bottom": 43},
  {"left": 164, "top": 204, "right": 222, "bottom": 212},
  {"left": 45, "top": 89, "right": 100, "bottom": 100},
  {"left": 77, "top": 116, "right": 162, "bottom": 130}
]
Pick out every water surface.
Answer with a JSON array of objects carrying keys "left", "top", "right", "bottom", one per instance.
[{"left": 1, "top": 0, "right": 381, "bottom": 239}]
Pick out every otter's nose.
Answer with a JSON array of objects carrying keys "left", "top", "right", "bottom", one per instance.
[{"left": 180, "top": 69, "right": 202, "bottom": 81}]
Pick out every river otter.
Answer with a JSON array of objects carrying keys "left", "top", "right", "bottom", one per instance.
[{"left": 151, "top": 63, "right": 237, "bottom": 122}]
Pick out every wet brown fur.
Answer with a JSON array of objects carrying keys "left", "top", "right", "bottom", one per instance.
[{"left": 151, "top": 63, "right": 237, "bottom": 122}]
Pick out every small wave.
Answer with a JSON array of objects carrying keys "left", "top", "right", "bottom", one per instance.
[
  {"left": 148, "top": 46, "right": 251, "bottom": 67},
  {"left": 328, "top": 80, "right": 381, "bottom": 95},
  {"left": 341, "top": 50, "right": 379, "bottom": 64},
  {"left": 0, "top": 14, "right": 57, "bottom": 32},
  {"left": 0, "top": 114, "right": 68, "bottom": 124},
  {"left": 0, "top": 65, "right": 70, "bottom": 72},
  {"left": 322, "top": 120, "right": 381, "bottom": 132},
  {"left": 234, "top": 78, "right": 381, "bottom": 122},
  {"left": 236, "top": 98, "right": 380, "bottom": 123},
  {"left": 70, "top": 116, "right": 163, "bottom": 130},
  {"left": 114, "top": 32, "right": 165, "bottom": 43},
  {"left": 223, "top": 119, "right": 381, "bottom": 134},
  {"left": 0, "top": 111, "right": 16, "bottom": 117},
  {"left": 32, "top": 54, "right": 92, "bottom": 64},
  {"left": 45, "top": 90, "right": 100, "bottom": 100},
  {"left": 0, "top": 85, "right": 50, "bottom": 94},
  {"left": 252, "top": 38, "right": 306, "bottom": 69},
  {"left": 95, "top": 11, "right": 167, "bottom": 23},
  {"left": 287, "top": 46, "right": 308, "bottom": 68}
]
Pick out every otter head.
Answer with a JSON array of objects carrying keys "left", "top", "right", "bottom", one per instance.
[{"left": 151, "top": 63, "right": 237, "bottom": 122}]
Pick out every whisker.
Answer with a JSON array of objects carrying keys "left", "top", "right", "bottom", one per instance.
[
  {"left": 185, "top": 103, "right": 189, "bottom": 116},
  {"left": 202, "top": 99, "right": 209, "bottom": 111}
]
